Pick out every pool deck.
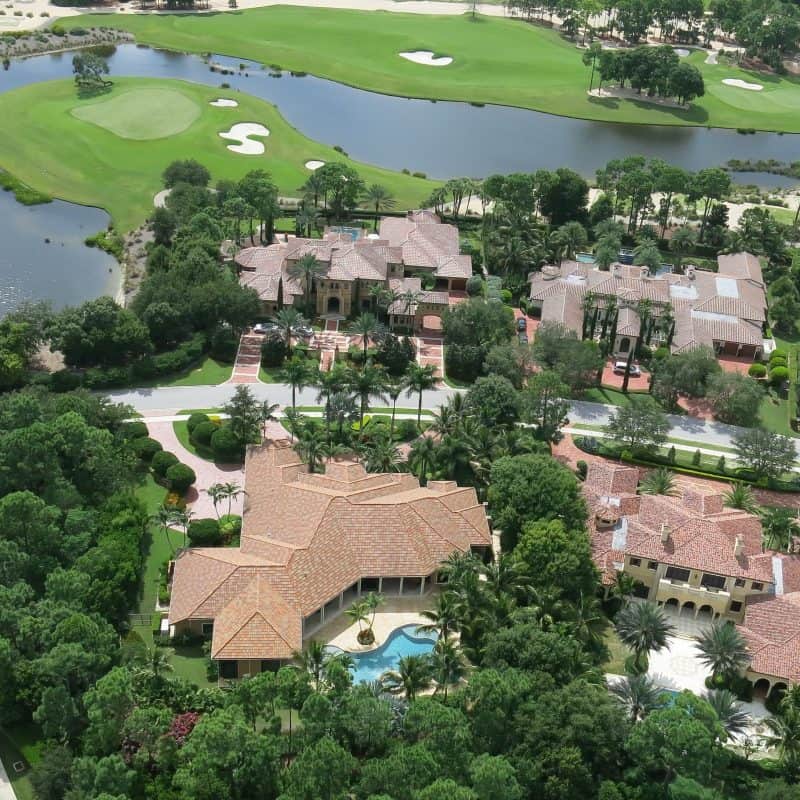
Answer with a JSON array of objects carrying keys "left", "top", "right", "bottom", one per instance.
[{"left": 317, "top": 595, "right": 434, "bottom": 653}]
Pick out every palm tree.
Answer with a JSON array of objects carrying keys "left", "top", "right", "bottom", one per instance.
[
  {"left": 315, "top": 363, "right": 349, "bottom": 440},
  {"left": 594, "top": 235, "right": 619, "bottom": 272},
  {"left": 364, "top": 184, "right": 396, "bottom": 231},
  {"left": 417, "top": 591, "right": 459, "bottom": 640},
  {"left": 615, "top": 601, "right": 675, "bottom": 674},
  {"left": 294, "top": 424, "right": 327, "bottom": 473},
  {"left": 152, "top": 504, "right": 180, "bottom": 554},
  {"left": 381, "top": 654, "right": 432, "bottom": 700},
  {"left": 347, "top": 363, "right": 387, "bottom": 433},
  {"left": 384, "top": 378, "right": 406, "bottom": 438},
  {"left": 610, "top": 674, "right": 666, "bottom": 722},
  {"left": 326, "top": 391, "right": 359, "bottom": 440},
  {"left": 205, "top": 483, "right": 225, "bottom": 519},
  {"left": 271, "top": 307, "right": 308, "bottom": 355},
  {"left": 280, "top": 356, "right": 312, "bottom": 413},
  {"left": 259, "top": 400, "right": 280, "bottom": 439},
  {"left": 722, "top": 481, "right": 759, "bottom": 514},
  {"left": 762, "top": 707, "right": 800, "bottom": 776},
  {"left": 220, "top": 481, "right": 244, "bottom": 517},
  {"left": 669, "top": 225, "right": 697, "bottom": 272},
  {"left": 610, "top": 571, "right": 638, "bottom": 605},
  {"left": 633, "top": 242, "right": 662, "bottom": 274},
  {"left": 696, "top": 622, "right": 749, "bottom": 682},
  {"left": 405, "top": 363, "right": 438, "bottom": 430},
  {"left": 638, "top": 467, "right": 678, "bottom": 496},
  {"left": 348, "top": 312, "right": 384, "bottom": 361},
  {"left": 760, "top": 507, "right": 798, "bottom": 553},
  {"left": 430, "top": 638, "right": 468, "bottom": 698},
  {"left": 481, "top": 554, "right": 534, "bottom": 606},
  {"left": 364, "top": 592, "right": 384, "bottom": 632},
  {"left": 287, "top": 253, "right": 328, "bottom": 315},
  {"left": 556, "top": 220, "right": 588, "bottom": 261},
  {"left": 703, "top": 689, "right": 750, "bottom": 741},
  {"left": 360, "top": 435, "right": 401, "bottom": 473},
  {"left": 294, "top": 203, "right": 316, "bottom": 238},
  {"left": 409, "top": 436, "right": 437, "bottom": 484},
  {"left": 345, "top": 598, "right": 371, "bottom": 635}
]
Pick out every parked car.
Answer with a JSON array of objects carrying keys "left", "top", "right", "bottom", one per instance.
[
  {"left": 517, "top": 317, "right": 527, "bottom": 331},
  {"left": 293, "top": 325, "right": 314, "bottom": 338},
  {"left": 613, "top": 360, "right": 641, "bottom": 377},
  {"left": 253, "top": 322, "right": 279, "bottom": 335},
  {"left": 518, "top": 332, "right": 529, "bottom": 345}
]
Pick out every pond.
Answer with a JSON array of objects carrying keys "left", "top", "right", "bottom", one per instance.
[
  {"left": 1, "top": 45, "right": 799, "bottom": 184},
  {"left": 0, "top": 190, "right": 119, "bottom": 316}
]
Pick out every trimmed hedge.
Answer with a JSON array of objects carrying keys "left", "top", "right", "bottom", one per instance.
[
  {"left": 191, "top": 420, "right": 218, "bottom": 448},
  {"left": 748, "top": 363, "right": 767, "bottom": 378},
  {"left": 261, "top": 336, "right": 288, "bottom": 368},
  {"left": 151, "top": 450, "right": 179, "bottom": 481},
  {"left": 166, "top": 462, "right": 196, "bottom": 493},
  {"left": 770, "top": 348, "right": 788, "bottom": 362},
  {"left": 187, "top": 413, "right": 211, "bottom": 437},
  {"left": 211, "top": 426, "right": 242, "bottom": 462},
  {"left": 133, "top": 436, "right": 163, "bottom": 463},
  {"left": 119, "top": 421, "right": 149, "bottom": 441},
  {"left": 187, "top": 518, "right": 222, "bottom": 546},
  {"left": 769, "top": 365, "right": 790, "bottom": 386}
]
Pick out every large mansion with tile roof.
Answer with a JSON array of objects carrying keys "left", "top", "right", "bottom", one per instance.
[
  {"left": 168, "top": 440, "right": 492, "bottom": 679},
  {"left": 236, "top": 211, "right": 472, "bottom": 331},
  {"left": 528, "top": 252, "right": 768, "bottom": 361},
  {"left": 584, "top": 461, "right": 800, "bottom": 693}
]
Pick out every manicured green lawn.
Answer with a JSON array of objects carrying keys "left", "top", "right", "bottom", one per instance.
[
  {"left": 0, "top": 723, "right": 45, "bottom": 800},
  {"left": 173, "top": 419, "right": 217, "bottom": 461},
  {"left": 170, "top": 643, "right": 215, "bottom": 688},
  {"left": 0, "top": 75, "right": 435, "bottom": 231},
  {"left": 583, "top": 387, "right": 637, "bottom": 406},
  {"left": 601, "top": 624, "right": 629, "bottom": 675},
  {"left": 63, "top": 8, "right": 800, "bottom": 132},
  {"left": 134, "top": 356, "right": 233, "bottom": 388},
  {"left": 135, "top": 474, "right": 171, "bottom": 616}
]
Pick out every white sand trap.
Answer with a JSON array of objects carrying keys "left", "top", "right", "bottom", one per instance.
[
  {"left": 154, "top": 188, "right": 171, "bottom": 208},
  {"left": 722, "top": 78, "right": 763, "bottom": 91},
  {"left": 399, "top": 50, "right": 453, "bottom": 67},
  {"left": 305, "top": 160, "right": 325, "bottom": 170},
  {"left": 219, "top": 122, "right": 270, "bottom": 155},
  {"left": 210, "top": 98, "right": 239, "bottom": 107},
  {"left": 673, "top": 48, "right": 690, "bottom": 57}
]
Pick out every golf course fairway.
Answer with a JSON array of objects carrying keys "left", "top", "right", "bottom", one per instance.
[
  {"left": 61, "top": 7, "right": 800, "bottom": 133},
  {"left": 0, "top": 77, "right": 436, "bottom": 231}
]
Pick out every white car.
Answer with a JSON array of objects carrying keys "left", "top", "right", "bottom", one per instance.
[
  {"left": 613, "top": 361, "right": 641, "bottom": 377},
  {"left": 253, "top": 322, "right": 278, "bottom": 335}
]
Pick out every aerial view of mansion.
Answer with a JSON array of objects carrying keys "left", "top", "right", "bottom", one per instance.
[
  {"left": 236, "top": 210, "right": 472, "bottom": 332},
  {"left": 529, "top": 252, "right": 768, "bottom": 361},
  {"left": 167, "top": 440, "right": 492, "bottom": 679},
  {"left": 585, "top": 461, "right": 800, "bottom": 695}
]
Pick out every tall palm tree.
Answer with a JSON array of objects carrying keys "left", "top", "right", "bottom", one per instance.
[
  {"left": 409, "top": 436, "right": 437, "bottom": 484},
  {"left": 615, "top": 601, "right": 675, "bottom": 674},
  {"left": 152, "top": 504, "right": 180, "bottom": 554},
  {"left": 360, "top": 435, "right": 401, "bottom": 473},
  {"left": 760, "top": 507, "right": 798, "bottom": 553},
  {"left": 384, "top": 378, "right": 406, "bottom": 438},
  {"left": 669, "top": 225, "right": 696, "bottom": 272},
  {"left": 294, "top": 424, "right": 327, "bottom": 473},
  {"left": 220, "top": 481, "right": 245, "bottom": 517},
  {"left": 405, "top": 363, "right": 438, "bottom": 430},
  {"left": 722, "top": 481, "right": 759, "bottom": 514},
  {"left": 610, "top": 571, "right": 638, "bottom": 605},
  {"left": 633, "top": 242, "right": 662, "bottom": 274},
  {"left": 417, "top": 591, "right": 459, "bottom": 640},
  {"left": 204, "top": 484, "right": 225, "bottom": 519},
  {"left": 638, "top": 467, "right": 678, "bottom": 496},
  {"left": 696, "top": 622, "right": 749, "bottom": 682},
  {"left": 287, "top": 253, "right": 328, "bottom": 315},
  {"left": 347, "top": 363, "right": 387, "bottom": 433},
  {"left": 481, "top": 554, "right": 534, "bottom": 606},
  {"left": 280, "top": 356, "right": 312, "bottom": 414},
  {"left": 762, "top": 706, "right": 800, "bottom": 776},
  {"left": 171, "top": 507, "right": 193, "bottom": 549},
  {"left": 316, "top": 363, "right": 349, "bottom": 441},
  {"left": 364, "top": 184, "right": 396, "bottom": 231},
  {"left": 610, "top": 674, "right": 666, "bottom": 722},
  {"left": 345, "top": 598, "right": 371, "bottom": 635},
  {"left": 348, "top": 313, "right": 384, "bottom": 361},
  {"left": 703, "top": 689, "right": 750, "bottom": 741},
  {"left": 381, "top": 654, "right": 432, "bottom": 701},
  {"left": 259, "top": 400, "right": 280, "bottom": 439},
  {"left": 271, "top": 307, "right": 307, "bottom": 355},
  {"left": 430, "top": 639, "right": 468, "bottom": 698},
  {"left": 326, "top": 391, "right": 359, "bottom": 441}
]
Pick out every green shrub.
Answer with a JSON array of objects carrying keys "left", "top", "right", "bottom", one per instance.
[
  {"left": 152, "top": 450, "right": 179, "bottom": 481},
  {"left": 770, "top": 348, "right": 788, "bottom": 362},
  {"left": 770, "top": 365, "right": 790, "bottom": 386},
  {"left": 500, "top": 289, "right": 513, "bottom": 304},
  {"left": 261, "top": 336, "right": 288, "bottom": 368},
  {"left": 394, "top": 419, "right": 418, "bottom": 441},
  {"left": 211, "top": 426, "right": 242, "bottom": 462},
  {"left": 220, "top": 513, "right": 242, "bottom": 541},
  {"left": 668, "top": 446, "right": 676, "bottom": 463},
  {"left": 210, "top": 327, "right": 239, "bottom": 363},
  {"left": 133, "top": 437, "right": 163, "bottom": 463},
  {"left": 769, "top": 356, "right": 787, "bottom": 369},
  {"left": 576, "top": 460, "right": 588, "bottom": 480},
  {"left": 119, "top": 421, "right": 148, "bottom": 440},
  {"left": 187, "top": 518, "right": 222, "bottom": 546},
  {"left": 166, "top": 462, "right": 196, "bottom": 493},
  {"left": 717, "top": 455, "right": 726, "bottom": 472},
  {"left": 748, "top": 363, "right": 767, "bottom": 378},
  {"left": 466, "top": 275, "right": 484, "bottom": 296},
  {"left": 620, "top": 449, "right": 634, "bottom": 462},
  {"left": 49, "top": 369, "right": 82, "bottom": 392},
  {"left": 187, "top": 413, "right": 211, "bottom": 437},
  {"left": 692, "top": 449, "right": 702, "bottom": 466},
  {"left": 191, "top": 420, "right": 218, "bottom": 447}
]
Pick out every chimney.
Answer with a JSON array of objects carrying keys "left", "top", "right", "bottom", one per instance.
[
  {"left": 660, "top": 523, "right": 671, "bottom": 544},
  {"left": 734, "top": 535, "right": 744, "bottom": 557}
]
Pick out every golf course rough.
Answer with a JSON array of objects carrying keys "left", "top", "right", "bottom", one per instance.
[
  {"left": 0, "top": 76, "right": 435, "bottom": 232},
  {"left": 61, "top": 7, "right": 800, "bottom": 133}
]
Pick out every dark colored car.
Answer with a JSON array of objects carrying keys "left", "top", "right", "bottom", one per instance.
[{"left": 517, "top": 317, "right": 528, "bottom": 331}]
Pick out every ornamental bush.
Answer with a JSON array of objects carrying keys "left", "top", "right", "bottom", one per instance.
[
  {"left": 187, "top": 413, "right": 211, "bottom": 437},
  {"left": 769, "top": 366, "right": 790, "bottom": 386},
  {"left": 466, "top": 274, "right": 484, "bottom": 296},
  {"left": 211, "top": 425, "right": 242, "bottom": 462},
  {"left": 770, "top": 348, "right": 788, "bottom": 362},
  {"left": 187, "top": 518, "right": 222, "bottom": 546},
  {"left": 220, "top": 514, "right": 242, "bottom": 539},
  {"left": 210, "top": 326, "right": 239, "bottom": 363},
  {"left": 261, "top": 336, "right": 288, "bottom": 368},
  {"left": 166, "top": 463, "right": 196, "bottom": 493},
  {"left": 769, "top": 356, "right": 788, "bottom": 369},
  {"left": 132, "top": 436, "right": 163, "bottom": 463},
  {"left": 191, "top": 420, "right": 218, "bottom": 448},
  {"left": 119, "top": 421, "right": 148, "bottom": 441},
  {"left": 748, "top": 363, "right": 767, "bottom": 378},
  {"left": 151, "top": 450, "right": 179, "bottom": 481}
]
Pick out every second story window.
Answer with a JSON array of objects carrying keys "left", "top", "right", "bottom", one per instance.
[
  {"left": 665, "top": 566, "right": 690, "bottom": 583},
  {"left": 752, "top": 582, "right": 764, "bottom": 591},
  {"left": 700, "top": 573, "right": 726, "bottom": 591}
]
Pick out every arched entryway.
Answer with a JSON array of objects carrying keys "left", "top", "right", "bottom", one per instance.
[
  {"left": 680, "top": 601, "right": 696, "bottom": 617},
  {"left": 664, "top": 598, "right": 679, "bottom": 609},
  {"left": 697, "top": 604, "right": 714, "bottom": 621},
  {"left": 618, "top": 337, "right": 631, "bottom": 353},
  {"left": 327, "top": 296, "right": 340, "bottom": 314},
  {"left": 753, "top": 678, "right": 771, "bottom": 699}
]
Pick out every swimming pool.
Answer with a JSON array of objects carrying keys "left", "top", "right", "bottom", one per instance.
[
  {"left": 576, "top": 252, "right": 596, "bottom": 263},
  {"left": 344, "top": 625, "right": 437, "bottom": 683},
  {"left": 330, "top": 225, "right": 362, "bottom": 241}
]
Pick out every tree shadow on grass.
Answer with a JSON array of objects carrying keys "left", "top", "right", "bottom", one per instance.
[{"left": 76, "top": 82, "right": 114, "bottom": 100}]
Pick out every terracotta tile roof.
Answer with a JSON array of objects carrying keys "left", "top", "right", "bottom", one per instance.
[
  {"left": 739, "top": 593, "right": 800, "bottom": 682},
  {"left": 717, "top": 252, "right": 764, "bottom": 285},
  {"left": 169, "top": 441, "right": 491, "bottom": 661}
]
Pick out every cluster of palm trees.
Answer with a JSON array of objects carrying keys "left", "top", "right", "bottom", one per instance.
[
  {"left": 152, "top": 504, "right": 193, "bottom": 554},
  {"left": 344, "top": 592, "right": 385, "bottom": 645},
  {"left": 205, "top": 481, "right": 245, "bottom": 519}
]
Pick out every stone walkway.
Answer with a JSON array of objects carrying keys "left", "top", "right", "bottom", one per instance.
[
  {"left": 417, "top": 335, "right": 444, "bottom": 377},
  {"left": 231, "top": 332, "right": 263, "bottom": 384},
  {"left": 0, "top": 756, "right": 16, "bottom": 800}
]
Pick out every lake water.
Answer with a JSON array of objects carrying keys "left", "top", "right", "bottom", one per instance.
[
  {"left": 0, "top": 43, "right": 797, "bottom": 311},
  {"left": 0, "top": 191, "right": 120, "bottom": 315}
]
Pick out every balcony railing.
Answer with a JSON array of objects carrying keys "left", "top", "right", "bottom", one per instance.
[{"left": 659, "top": 578, "right": 730, "bottom": 599}]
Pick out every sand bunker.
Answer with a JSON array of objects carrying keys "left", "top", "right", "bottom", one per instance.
[
  {"left": 210, "top": 98, "right": 239, "bottom": 107},
  {"left": 305, "top": 160, "right": 325, "bottom": 170},
  {"left": 722, "top": 78, "right": 763, "bottom": 91},
  {"left": 219, "top": 122, "right": 270, "bottom": 154},
  {"left": 399, "top": 50, "right": 453, "bottom": 67}
]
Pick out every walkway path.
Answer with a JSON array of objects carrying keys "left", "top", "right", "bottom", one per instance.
[
  {"left": 416, "top": 335, "right": 444, "bottom": 377},
  {"left": 231, "top": 332, "right": 263, "bottom": 384},
  {"left": 0, "top": 756, "right": 16, "bottom": 800}
]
